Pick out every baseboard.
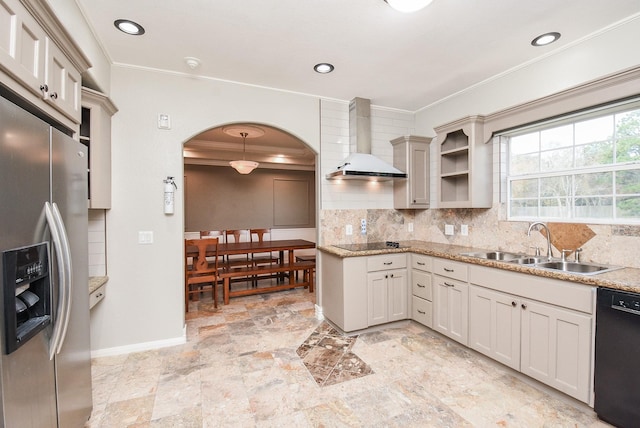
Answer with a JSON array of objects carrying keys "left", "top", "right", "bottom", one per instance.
[
  {"left": 90, "top": 331, "right": 186, "bottom": 358},
  {"left": 315, "top": 304, "right": 324, "bottom": 320}
]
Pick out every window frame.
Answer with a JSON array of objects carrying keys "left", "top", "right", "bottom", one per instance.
[{"left": 502, "top": 97, "right": 640, "bottom": 225}]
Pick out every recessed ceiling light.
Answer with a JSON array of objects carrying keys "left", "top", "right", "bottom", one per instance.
[
  {"left": 385, "top": 0, "right": 433, "bottom": 13},
  {"left": 314, "top": 63, "right": 334, "bottom": 74},
  {"left": 531, "top": 32, "right": 561, "bottom": 46},
  {"left": 114, "top": 19, "right": 145, "bottom": 35}
]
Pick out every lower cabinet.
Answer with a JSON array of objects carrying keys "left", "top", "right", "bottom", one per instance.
[
  {"left": 432, "top": 259, "right": 469, "bottom": 345},
  {"left": 368, "top": 268, "right": 408, "bottom": 326},
  {"left": 433, "top": 275, "right": 468, "bottom": 345},
  {"left": 320, "top": 251, "right": 408, "bottom": 332},
  {"left": 468, "top": 265, "right": 594, "bottom": 404},
  {"left": 469, "top": 285, "right": 521, "bottom": 370},
  {"left": 520, "top": 298, "right": 592, "bottom": 403},
  {"left": 411, "top": 254, "right": 433, "bottom": 328}
]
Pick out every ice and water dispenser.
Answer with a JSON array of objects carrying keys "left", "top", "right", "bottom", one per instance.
[{"left": 2, "top": 243, "right": 51, "bottom": 354}]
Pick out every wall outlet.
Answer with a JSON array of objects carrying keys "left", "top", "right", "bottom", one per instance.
[
  {"left": 138, "top": 231, "right": 154, "bottom": 244},
  {"left": 346, "top": 224, "right": 353, "bottom": 236},
  {"left": 361, "top": 219, "right": 367, "bottom": 235},
  {"left": 444, "top": 224, "right": 454, "bottom": 236},
  {"left": 408, "top": 222, "right": 414, "bottom": 232},
  {"left": 461, "top": 224, "right": 469, "bottom": 236}
]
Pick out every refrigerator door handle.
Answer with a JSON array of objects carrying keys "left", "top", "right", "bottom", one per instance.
[
  {"left": 44, "top": 202, "right": 71, "bottom": 359},
  {"left": 51, "top": 202, "right": 73, "bottom": 354}
]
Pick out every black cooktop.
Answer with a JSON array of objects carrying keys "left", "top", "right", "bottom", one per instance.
[{"left": 334, "top": 241, "right": 403, "bottom": 251}]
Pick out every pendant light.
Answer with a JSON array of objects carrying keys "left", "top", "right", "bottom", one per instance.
[
  {"left": 229, "top": 132, "right": 259, "bottom": 174},
  {"left": 384, "top": 0, "right": 433, "bottom": 13}
]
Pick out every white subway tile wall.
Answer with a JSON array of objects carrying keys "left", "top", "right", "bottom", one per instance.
[
  {"left": 88, "top": 210, "right": 107, "bottom": 277},
  {"left": 320, "top": 99, "right": 415, "bottom": 210}
]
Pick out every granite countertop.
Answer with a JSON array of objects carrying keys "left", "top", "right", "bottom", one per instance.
[
  {"left": 89, "top": 276, "right": 109, "bottom": 294},
  {"left": 318, "top": 240, "right": 640, "bottom": 294}
]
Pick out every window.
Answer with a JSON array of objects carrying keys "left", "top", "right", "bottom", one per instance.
[{"left": 504, "top": 100, "right": 640, "bottom": 224}]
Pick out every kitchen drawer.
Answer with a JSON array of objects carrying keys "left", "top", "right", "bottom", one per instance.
[
  {"left": 412, "top": 296, "right": 432, "bottom": 328},
  {"left": 412, "top": 270, "right": 432, "bottom": 300},
  {"left": 412, "top": 254, "right": 432, "bottom": 271},
  {"left": 433, "top": 274, "right": 467, "bottom": 292},
  {"left": 89, "top": 284, "right": 106, "bottom": 309},
  {"left": 433, "top": 258, "right": 468, "bottom": 282},
  {"left": 367, "top": 254, "right": 407, "bottom": 272}
]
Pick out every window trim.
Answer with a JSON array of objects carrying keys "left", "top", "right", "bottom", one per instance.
[{"left": 502, "top": 101, "right": 640, "bottom": 225}]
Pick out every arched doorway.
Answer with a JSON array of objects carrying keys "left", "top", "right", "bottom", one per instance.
[{"left": 182, "top": 122, "right": 318, "bottom": 310}]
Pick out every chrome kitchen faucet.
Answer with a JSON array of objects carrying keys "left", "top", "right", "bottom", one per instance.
[{"left": 527, "top": 222, "right": 553, "bottom": 259}]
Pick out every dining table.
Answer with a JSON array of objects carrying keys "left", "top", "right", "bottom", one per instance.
[
  {"left": 185, "top": 238, "right": 316, "bottom": 264},
  {"left": 185, "top": 238, "right": 316, "bottom": 303}
]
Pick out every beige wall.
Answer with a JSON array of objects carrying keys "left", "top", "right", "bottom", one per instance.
[
  {"left": 90, "top": 66, "right": 321, "bottom": 354},
  {"left": 185, "top": 165, "right": 316, "bottom": 231}
]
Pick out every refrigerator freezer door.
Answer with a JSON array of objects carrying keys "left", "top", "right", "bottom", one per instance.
[
  {"left": 0, "top": 95, "right": 57, "bottom": 427},
  {"left": 51, "top": 129, "right": 93, "bottom": 427}
]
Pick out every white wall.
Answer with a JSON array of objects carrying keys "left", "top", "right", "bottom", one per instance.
[
  {"left": 90, "top": 66, "right": 320, "bottom": 353},
  {"left": 416, "top": 15, "right": 640, "bottom": 136},
  {"left": 88, "top": 13, "right": 640, "bottom": 353},
  {"left": 48, "top": 0, "right": 112, "bottom": 93}
]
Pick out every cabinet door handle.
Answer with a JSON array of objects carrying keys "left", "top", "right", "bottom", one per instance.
[
  {"left": 417, "top": 283, "right": 425, "bottom": 288},
  {"left": 385, "top": 275, "right": 388, "bottom": 278},
  {"left": 40, "top": 84, "right": 49, "bottom": 94},
  {"left": 384, "top": 262, "right": 393, "bottom": 265},
  {"left": 390, "top": 274, "right": 394, "bottom": 278},
  {"left": 444, "top": 282, "right": 454, "bottom": 287},
  {"left": 521, "top": 303, "right": 527, "bottom": 310},
  {"left": 444, "top": 268, "right": 454, "bottom": 272},
  {"left": 417, "top": 310, "right": 426, "bottom": 315},
  {"left": 50, "top": 92, "right": 58, "bottom": 100},
  {"left": 511, "top": 301, "right": 517, "bottom": 307},
  {"left": 417, "top": 262, "right": 425, "bottom": 266}
]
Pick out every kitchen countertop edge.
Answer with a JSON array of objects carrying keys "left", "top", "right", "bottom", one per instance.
[
  {"left": 318, "top": 241, "right": 640, "bottom": 293},
  {"left": 89, "top": 276, "right": 109, "bottom": 294}
]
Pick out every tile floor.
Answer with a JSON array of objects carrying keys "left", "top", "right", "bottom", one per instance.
[{"left": 86, "top": 284, "right": 612, "bottom": 427}]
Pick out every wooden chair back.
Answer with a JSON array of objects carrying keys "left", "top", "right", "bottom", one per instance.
[
  {"left": 224, "top": 229, "right": 245, "bottom": 243},
  {"left": 200, "top": 230, "right": 223, "bottom": 239},
  {"left": 222, "top": 230, "right": 252, "bottom": 267},
  {"left": 185, "top": 237, "right": 220, "bottom": 311},
  {"left": 249, "top": 228, "right": 271, "bottom": 243}
]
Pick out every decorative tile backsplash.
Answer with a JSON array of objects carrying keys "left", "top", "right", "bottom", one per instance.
[{"left": 320, "top": 205, "right": 640, "bottom": 269}]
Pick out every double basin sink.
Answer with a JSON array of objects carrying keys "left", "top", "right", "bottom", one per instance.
[{"left": 459, "top": 251, "right": 622, "bottom": 275}]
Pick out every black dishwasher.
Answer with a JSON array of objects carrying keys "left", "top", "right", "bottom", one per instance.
[{"left": 594, "top": 287, "right": 640, "bottom": 427}]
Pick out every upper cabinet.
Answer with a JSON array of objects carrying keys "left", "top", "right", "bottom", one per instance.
[
  {"left": 435, "top": 115, "right": 492, "bottom": 209},
  {"left": 391, "top": 135, "right": 432, "bottom": 209},
  {"left": 81, "top": 88, "right": 117, "bottom": 209},
  {"left": 0, "top": 0, "right": 90, "bottom": 130}
]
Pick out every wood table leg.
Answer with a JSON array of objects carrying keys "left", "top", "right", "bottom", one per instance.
[{"left": 224, "top": 277, "right": 230, "bottom": 305}]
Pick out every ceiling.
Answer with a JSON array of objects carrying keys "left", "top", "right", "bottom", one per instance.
[{"left": 75, "top": 0, "right": 640, "bottom": 168}]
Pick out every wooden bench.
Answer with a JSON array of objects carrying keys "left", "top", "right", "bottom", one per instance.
[
  {"left": 218, "top": 261, "right": 315, "bottom": 304},
  {"left": 295, "top": 254, "right": 316, "bottom": 282}
]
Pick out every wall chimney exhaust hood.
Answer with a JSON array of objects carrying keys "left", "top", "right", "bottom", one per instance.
[{"left": 326, "top": 98, "right": 408, "bottom": 181}]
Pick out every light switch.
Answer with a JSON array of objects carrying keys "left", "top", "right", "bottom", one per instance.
[
  {"left": 360, "top": 219, "right": 367, "bottom": 235},
  {"left": 461, "top": 225, "right": 469, "bottom": 236},
  {"left": 444, "top": 224, "right": 454, "bottom": 236},
  {"left": 408, "top": 223, "right": 414, "bottom": 232},
  {"left": 346, "top": 225, "right": 353, "bottom": 236},
  {"left": 158, "top": 114, "right": 171, "bottom": 129}
]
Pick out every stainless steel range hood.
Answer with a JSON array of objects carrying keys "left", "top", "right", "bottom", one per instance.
[{"left": 326, "top": 98, "right": 407, "bottom": 180}]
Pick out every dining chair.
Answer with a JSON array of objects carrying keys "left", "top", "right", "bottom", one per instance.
[
  {"left": 200, "top": 230, "right": 223, "bottom": 239},
  {"left": 185, "top": 237, "right": 220, "bottom": 311},
  {"left": 249, "top": 228, "right": 280, "bottom": 265},
  {"left": 250, "top": 228, "right": 283, "bottom": 285},
  {"left": 223, "top": 229, "right": 253, "bottom": 268}
]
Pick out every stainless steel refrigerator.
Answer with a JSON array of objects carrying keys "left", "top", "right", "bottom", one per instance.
[{"left": 0, "top": 93, "right": 92, "bottom": 427}]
